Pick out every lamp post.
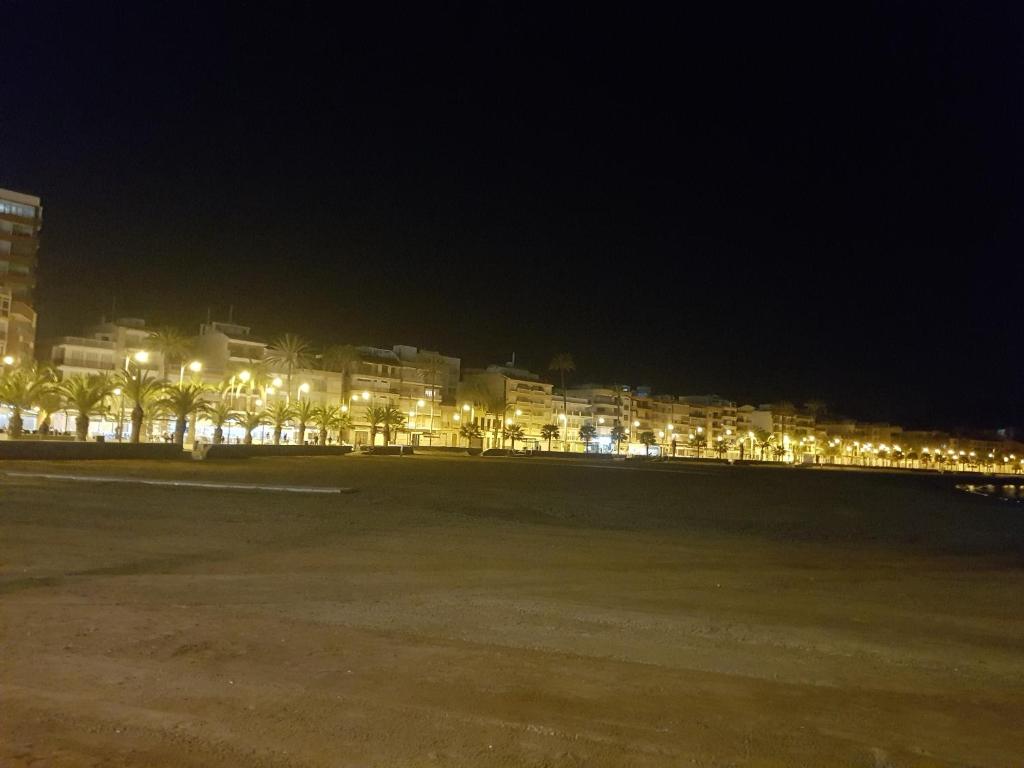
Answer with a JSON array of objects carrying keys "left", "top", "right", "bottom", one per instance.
[{"left": 113, "top": 387, "right": 124, "bottom": 441}]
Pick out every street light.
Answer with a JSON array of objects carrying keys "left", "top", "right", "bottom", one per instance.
[
  {"left": 2, "top": 355, "right": 14, "bottom": 366},
  {"left": 134, "top": 350, "right": 150, "bottom": 364},
  {"left": 239, "top": 370, "right": 251, "bottom": 383},
  {"left": 272, "top": 377, "right": 283, "bottom": 388},
  {"left": 299, "top": 382, "right": 310, "bottom": 395}
]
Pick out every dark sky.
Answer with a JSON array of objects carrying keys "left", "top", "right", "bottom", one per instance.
[{"left": 2, "top": 2, "right": 1021, "bottom": 430}]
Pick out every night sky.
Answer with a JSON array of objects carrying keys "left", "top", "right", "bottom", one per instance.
[{"left": 3, "top": 3, "right": 1021, "bottom": 430}]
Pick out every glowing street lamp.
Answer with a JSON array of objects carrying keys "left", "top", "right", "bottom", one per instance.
[
  {"left": 2, "top": 355, "right": 14, "bottom": 366},
  {"left": 239, "top": 370, "right": 251, "bottom": 383},
  {"left": 299, "top": 382, "right": 311, "bottom": 395},
  {"left": 272, "top": 377, "right": 283, "bottom": 388}
]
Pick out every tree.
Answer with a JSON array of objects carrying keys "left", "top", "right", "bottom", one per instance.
[
  {"left": 312, "top": 404, "right": 343, "bottom": 445},
  {"left": 772, "top": 444, "right": 788, "bottom": 462},
  {"left": 232, "top": 409, "right": 268, "bottom": 445},
  {"left": 713, "top": 435, "right": 732, "bottom": 459},
  {"left": 504, "top": 422, "right": 525, "bottom": 450},
  {"left": 365, "top": 405, "right": 386, "bottom": 445},
  {"left": 321, "top": 344, "right": 361, "bottom": 406},
  {"left": 157, "top": 382, "right": 209, "bottom": 446},
  {"left": 381, "top": 404, "right": 407, "bottom": 445},
  {"left": 754, "top": 429, "right": 774, "bottom": 461},
  {"left": 264, "top": 334, "right": 312, "bottom": 400},
  {"left": 59, "top": 374, "right": 114, "bottom": 441},
  {"left": 34, "top": 389, "right": 65, "bottom": 436},
  {"left": 540, "top": 423, "right": 560, "bottom": 451},
  {"left": 639, "top": 430, "right": 657, "bottom": 456},
  {"left": 548, "top": 353, "right": 575, "bottom": 450},
  {"left": 418, "top": 353, "right": 447, "bottom": 443},
  {"left": 578, "top": 424, "right": 597, "bottom": 452},
  {"left": 292, "top": 398, "right": 316, "bottom": 444},
  {"left": 610, "top": 424, "right": 627, "bottom": 454},
  {"left": 118, "top": 370, "right": 163, "bottom": 443},
  {"left": 266, "top": 400, "right": 295, "bottom": 445},
  {"left": 0, "top": 363, "right": 57, "bottom": 437},
  {"left": 203, "top": 400, "right": 234, "bottom": 444},
  {"left": 459, "top": 422, "right": 482, "bottom": 447},
  {"left": 147, "top": 326, "right": 192, "bottom": 381},
  {"left": 689, "top": 432, "right": 708, "bottom": 458}
]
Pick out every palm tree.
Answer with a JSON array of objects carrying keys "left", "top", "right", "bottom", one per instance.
[
  {"left": 381, "top": 404, "right": 407, "bottom": 445},
  {"left": 35, "top": 389, "right": 65, "bottom": 436},
  {"left": 321, "top": 343, "right": 361, "bottom": 406},
  {"left": 548, "top": 353, "right": 575, "bottom": 450},
  {"left": 504, "top": 422, "right": 525, "bottom": 450},
  {"left": 540, "top": 423, "right": 560, "bottom": 451},
  {"left": 578, "top": 424, "right": 597, "bottom": 452},
  {"left": 157, "top": 382, "right": 210, "bottom": 446},
  {"left": 754, "top": 429, "right": 774, "bottom": 461},
  {"left": 418, "top": 353, "right": 447, "bottom": 443},
  {"left": 59, "top": 374, "right": 114, "bottom": 441},
  {"left": 118, "top": 370, "right": 163, "bottom": 443},
  {"left": 264, "top": 334, "right": 312, "bottom": 401},
  {"left": 266, "top": 400, "right": 295, "bottom": 445},
  {"left": 712, "top": 436, "right": 730, "bottom": 459},
  {"left": 291, "top": 398, "right": 317, "bottom": 444},
  {"left": 639, "top": 430, "right": 657, "bottom": 456},
  {"left": 311, "top": 403, "right": 343, "bottom": 445},
  {"left": 365, "top": 405, "right": 386, "bottom": 445},
  {"left": 772, "top": 444, "right": 788, "bottom": 462},
  {"left": 689, "top": 432, "right": 708, "bottom": 458},
  {"left": 147, "top": 326, "right": 192, "bottom": 381},
  {"left": 610, "top": 424, "right": 627, "bottom": 454},
  {"left": 459, "top": 422, "right": 483, "bottom": 447},
  {"left": 232, "top": 409, "right": 268, "bottom": 445},
  {"left": 203, "top": 399, "right": 234, "bottom": 444},
  {"left": 0, "top": 363, "right": 57, "bottom": 437}
]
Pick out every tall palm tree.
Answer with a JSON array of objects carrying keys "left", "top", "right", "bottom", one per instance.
[
  {"left": 265, "top": 334, "right": 312, "bottom": 401},
  {"left": 59, "top": 374, "right": 114, "bottom": 441},
  {"left": 689, "top": 432, "right": 708, "bottom": 458},
  {"left": 548, "top": 353, "right": 575, "bottom": 451},
  {"left": 266, "top": 401, "right": 295, "bottom": 445},
  {"left": 381, "top": 404, "right": 407, "bottom": 445},
  {"left": 610, "top": 424, "right": 627, "bottom": 454},
  {"left": 203, "top": 399, "right": 234, "bottom": 444},
  {"left": 578, "top": 424, "right": 597, "bottom": 453},
  {"left": 540, "top": 423, "right": 560, "bottom": 451},
  {"left": 157, "top": 382, "right": 210, "bottom": 446},
  {"left": 147, "top": 326, "right": 192, "bottom": 381},
  {"left": 418, "top": 353, "right": 446, "bottom": 443},
  {"left": 365, "top": 405, "right": 386, "bottom": 445},
  {"left": 0, "top": 363, "right": 57, "bottom": 437},
  {"left": 232, "top": 409, "right": 268, "bottom": 445},
  {"left": 459, "top": 422, "right": 482, "bottom": 447},
  {"left": 118, "top": 370, "right": 163, "bottom": 443},
  {"left": 292, "top": 398, "right": 316, "bottom": 444},
  {"left": 312, "top": 404, "right": 343, "bottom": 445},
  {"left": 504, "top": 422, "right": 525, "bottom": 450},
  {"left": 321, "top": 343, "right": 361, "bottom": 407}
]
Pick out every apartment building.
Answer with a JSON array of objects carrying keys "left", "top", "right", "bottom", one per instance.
[
  {"left": 459, "top": 364, "right": 554, "bottom": 449},
  {"left": 0, "top": 188, "right": 43, "bottom": 361},
  {"left": 44, "top": 317, "right": 159, "bottom": 379}
]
